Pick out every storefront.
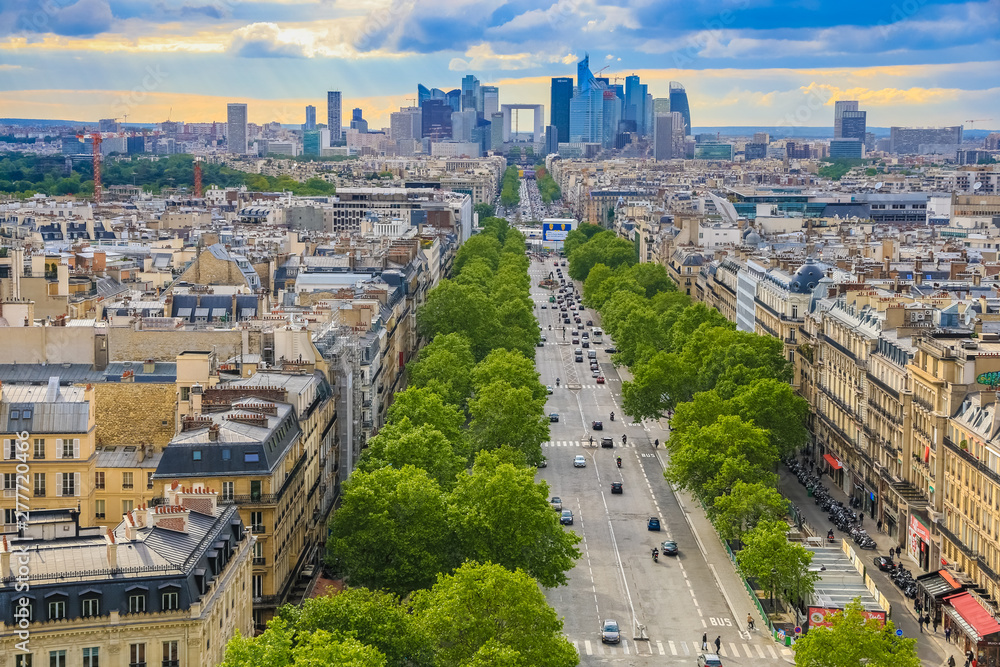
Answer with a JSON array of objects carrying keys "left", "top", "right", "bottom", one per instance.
[
  {"left": 915, "top": 570, "right": 966, "bottom": 627},
  {"left": 908, "top": 514, "right": 932, "bottom": 571},
  {"left": 943, "top": 591, "right": 1000, "bottom": 666},
  {"left": 822, "top": 453, "right": 844, "bottom": 488}
]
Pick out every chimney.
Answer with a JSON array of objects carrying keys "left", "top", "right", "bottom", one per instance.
[
  {"left": 1, "top": 536, "right": 10, "bottom": 577},
  {"left": 208, "top": 423, "right": 219, "bottom": 442},
  {"left": 191, "top": 383, "right": 203, "bottom": 415},
  {"left": 104, "top": 528, "right": 118, "bottom": 569},
  {"left": 147, "top": 504, "right": 190, "bottom": 534},
  {"left": 143, "top": 359, "right": 156, "bottom": 374},
  {"left": 124, "top": 511, "right": 138, "bottom": 541},
  {"left": 174, "top": 485, "right": 219, "bottom": 516}
]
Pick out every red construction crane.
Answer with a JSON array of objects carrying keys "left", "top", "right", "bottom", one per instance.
[
  {"left": 76, "top": 130, "right": 162, "bottom": 203},
  {"left": 193, "top": 157, "right": 203, "bottom": 199}
]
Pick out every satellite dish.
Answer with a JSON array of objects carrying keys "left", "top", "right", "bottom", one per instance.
[
  {"left": 974, "top": 182, "right": 983, "bottom": 190},
  {"left": 875, "top": 182, "right": 884, "bottom": 189}
]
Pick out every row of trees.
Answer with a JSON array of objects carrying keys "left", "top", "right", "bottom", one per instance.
[
  {"left": 569, "top": 236, "right": 918, "bottom": 664},
  {"left": 499, "top": 166, "right": 521, "bottom": 208},
  {"left": 534, "top": 166, "right": 561, "bottom": 204},
  {"left": 223, "top": 217, "right": 579, "bottom": 666}
]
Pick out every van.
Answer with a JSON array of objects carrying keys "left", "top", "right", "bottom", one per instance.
[
  {"left": 588, "top": 350, "right": 597, "bottom": 359},
  {"left": 575, "top": 348, "right": 583, "bottom": 355}
]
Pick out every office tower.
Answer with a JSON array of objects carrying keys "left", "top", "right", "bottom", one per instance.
[
  {"left": 226, "top": 103, "right": 248, "bottom": 154},
  {"left": 544, "top": 125, "right": 558, "bottom": 155},
  {"left": 550, "top": 77, "right": 573, "bottom": 143},
  {"left": 98, "top": 118, "right": 119, "bottom": 132},
  {"left": 889, "top": 126, "right": 963, "bottom": 154},
  {"left": 833, "top": 100, "right": 859, "bottom": 139},
  {"left": 446, "top": 89, "right": 461, "bottom": 113},
  {"left": 578, "top": 53, "right": 594, "bottom": 92},
  {"left": 653, "top": 98, "right": 671, "bottom": 116},
  {"left": 451, "top": 109, "right": 477, "bottom": 142},
  {"left": 418, "top": 84, "right": 446, "bottom": 105},
  {"left": 421, "top": 99, "right": 453, "bottom": 139},
  {"left": 490, "top": 112, "right": 504, "bottom": 151},
  {"left": 829, "top": 139, "right": 863, "bottom": 159},
  {"left": 303, "top": 129, "right": 330, "bottom": 156},
  {"left": 482, "top": 86, "right": 499, "bottom": 118},
  {"left": 390, "top": 107, "right": 422, "bottom": 141},
  {"left": 126, "top": 135, "right": 145, "bottom": 154},
  {"left": 668, "top": 82, "right": 691, "bottom": 136},
  {"left": 601, "top": 89, "right": 621, "bottom": 149},
  {"left": 327, "top": 91, "right": 342, "bottom": 143},
  {"left": 303, "top": 105, "right": 316, "bottom": 131},
  {"left": 570, "top": 86, "right": 605, "bottom": 144},
  {"left": 624, "top": 75, "right": 648, "bottom": 136},
  {"left": 461, "top": 74, "right": 481, "bottom": 113},
  {"left": 753, "top": 132, "right": 770, "bottom": 144},
  {"left": 841, "top": 110, "right": 867, "bottom": 142},
  {"left": 744, "top": 143, "right": 767, "bottom": 160},
  {"left": 654, "top": 112, "right": 685, "bottom": 161},
  {"left": 350, "top": 107, "right": 368, "bottom": 133}
]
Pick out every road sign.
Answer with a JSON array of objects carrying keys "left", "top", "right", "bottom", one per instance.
[
  {"left": 794, "top": 626, "right": 802, "bottom": 635},
  {"left": 896, "top": 629, "right": 903, "bottom": 637}
]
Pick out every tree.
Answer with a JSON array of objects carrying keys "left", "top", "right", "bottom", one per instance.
[
  {"left": 447, "top": 450, "right": 580, "bottom": 587},
  {"left": 388, "top": 387, "right": 467, "bottom": 447},
  {"left": 626, "top": 262, "right": 675, "bottom": 298},
  {"left": 582, "top": 263, "right": 614, "bottom": 307},
  {"left": 454, "top": 234, "right": 502, "bottom": 274},
  {"left": 412, "top": 562, "right": 578, "bottom": 667},
  {"left": 325, "top": 466, "right": 454, "bottom": 596},
  {"left": 281, "top": 588, "right": 433, "bottom": 666},
  {"left": 220, "top": 620, "right": 294, "bottom": 667},
  {"left": 736, "top": 520, "right": 818, "bottom": 614},
  {"left": 490, "top": 299, "right": 541, "bottom": 359},
  {"left": 471, "top": 349, "right": 546, "bottom": 401},
  {"left": 793, "top": 598, "right": 919, "bottom": 667},
  {"left": 357, "top": 419, "right": 468, "bottom": 489},
  {"left": 417, "top": 281, "right": 498, "bottom": 360},
  {"left": 290, "top": 632, "right": 387, "bottom": 667},
  {"left": 407, "top": 334, "right": 475, "bottom": 409},
  {"left": 454, "top": 257, "right": 495, "bottom": 292},
  {"left": 729, "top": 379, "right": 810, "bottom": 457},
  {"left": 474, "top": 202, "right": 496, "bottom": 219},
  {"left": 711, "top": 480, "right": 789, "bottom": 544},
  {"left": 468, "top": 381, "right": 549, "bottom": 465}
]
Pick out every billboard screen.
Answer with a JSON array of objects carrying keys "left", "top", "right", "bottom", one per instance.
[
  {"left": 542, "top": 221, "right": 573, "bottom": 242},
  {"left": 807, "top": 606, "right": 886, "bottom": 629}
]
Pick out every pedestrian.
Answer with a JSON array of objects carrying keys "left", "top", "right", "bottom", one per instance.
[
  {"left": 934, "top": 616, "right": 940, "bottom": 633},
  {"left": 877, "top": 520, "right": 883, "bottom": 533},
  {"left": 948, "top": 656, "right": 955, "bottom": 667},
  {"left": 965, "top": 655, "right": 972, "bottom": 667},
  {"left": 747, "top": 613, "right": 755, "bottom": 631},
  {"left": 715, "top": 636, "right": 721, "bottom": 654},
  {"left": 859, "top": 514, "right": 864, "bottom": 526},
  {"left": 702, "top": 633, "right": 708, "bottom": 651},
  {"left": 916, "top": 599, "right": 922, "bottom": 614},
  {"left": 919, "top": 616, "right": 924, "bottom": 633},
  {"left": 946, "top": 627, "right": 952, "bottom": 643}
]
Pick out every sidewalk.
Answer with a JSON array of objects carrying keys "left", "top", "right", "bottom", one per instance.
[{"left": 778, "top": 466, "right": 956, "bottom": 666}]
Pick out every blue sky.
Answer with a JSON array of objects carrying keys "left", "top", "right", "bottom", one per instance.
[{"left": 0, "top": 0, "right": 996, "bottom": 129}]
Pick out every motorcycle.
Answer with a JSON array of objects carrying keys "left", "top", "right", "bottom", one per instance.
[
  {"left": 610, "top": 412, "right": 615, "bottom": 422},
  {"left": 616, "top": 457, "right": 622, "bottom": 468},
  {"left": 652, "top": 549, "right": 659, "bottom": 563}
]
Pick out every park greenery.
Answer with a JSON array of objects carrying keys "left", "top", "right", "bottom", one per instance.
[
  {"left": 500, "top": 165, "right": 521, "bottom": 208},
  {"left": 535, "top": 166, "right": 561, "bottom": 204},
  {"left": 224, "top": 216, "right": 579, "bottom": 666},
  {"left": 792, "top": 598, "right": 920, "bottom": 667},
  {"left": 817, "top": 158, "right": 866, "bottom": 181}
]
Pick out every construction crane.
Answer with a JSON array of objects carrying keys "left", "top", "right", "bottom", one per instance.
[
  {"left": 193, "top": 157, "right": 203, "bottom": 199},
  {"left": 593, "top": 65, "right": 610, "bottom": 78},
  {"left": 76, "top": 129, "right": 162, "bottom": 203},
  {"left": 966, "top": 119, "right": 993, "bottom": 129}
]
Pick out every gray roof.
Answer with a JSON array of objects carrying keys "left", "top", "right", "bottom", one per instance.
[{"left": 1, "top": 384, "right": 91, "bottom": 434}]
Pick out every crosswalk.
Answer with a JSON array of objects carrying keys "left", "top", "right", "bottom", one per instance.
[
  {"left": 569, "top": 637, "right": 792, "bottom": 659},
  {"left": 543, "top": 440, "right": 639, "bottom": 448}
]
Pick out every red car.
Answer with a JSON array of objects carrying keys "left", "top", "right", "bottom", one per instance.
[{"left": 596, "top": 376, "right": 605, "bottom": 384}]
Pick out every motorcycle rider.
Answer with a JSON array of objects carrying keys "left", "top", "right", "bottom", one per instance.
[
  {"left": 610, "top": 411, "right": 615, "bottom": 421},
  {"left": 622, "top": 434, "right": 627, "bottom": 445},
  {"left": 651, "top": 547, "right": 659, "bottom": 562},
  {"left": 616, "top": 456, "right": 622, "bottom": 468},
  {"left": 556, "top": 378, "right": 560, "bottom": 387}
]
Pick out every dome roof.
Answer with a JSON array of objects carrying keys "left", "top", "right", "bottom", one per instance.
[
  {"left": 790, "top": 261, "right": 825, "bottom": 294},
  {"left": 745, "top": 230, "right": 762, "bottom": 246}
]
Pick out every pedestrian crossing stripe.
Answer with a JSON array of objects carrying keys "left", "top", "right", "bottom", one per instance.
[
  {"left": 568, "top": 637, "right": 791, "bottom": 658},
  {"left": 542, "top": 441, "right": 636, "bottom": 447}
]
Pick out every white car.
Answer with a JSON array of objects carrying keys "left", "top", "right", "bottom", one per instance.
[{"left": 574, "top": 455, "right": 587, "bottom": 468}]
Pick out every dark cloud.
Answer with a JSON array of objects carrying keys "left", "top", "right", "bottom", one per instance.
[{"left": 1, "top": 0, "right": 114, "bottom": 37}]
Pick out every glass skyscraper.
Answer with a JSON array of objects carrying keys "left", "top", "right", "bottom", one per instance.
[
  {"left": 550, "top": 77, "right": 573, "bottom": 144},
  {"left": 668, "top": 82, "right": 691, "bottom": 136},
  {"left": 327, "top": 91, "right": 342, "bottom": 143}
]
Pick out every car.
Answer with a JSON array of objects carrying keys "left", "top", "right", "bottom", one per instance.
[
  {"left": 592, "top": 370, "right": 600, "bottom": 378},
  {"left": 601, "top": 436, "right": 614, "bottom": 448},
  {"left": 601, "top": 619, "right": 621, "bottom": 644},
  {"left": 537, "top": 457, "right": 547, "bottom": 468},
  {"left": 573, "top": 455, "right": 587, "bottom": 467},
  {"left": 874, "top": 555, "right": 894, "bottom": 572},
  {"left": 572, "top": 338, "right": 579, "bottom": 345},
  {"left": 537, "top": 341, "right": 544, "bottom": 347},
  {"left": 592, "top": 420, "right": 603, "bottom": 430},
  {"left": 661, "top": 540, "right": 678, "bottom": 556},
  {"left": 611, "top": 482, "right": 623, "bottom": 494},
  {"left": 540, "top": 304, "right": 547, "bottom": 309},
  {"left": 562, "top": 261, "right": 567, "bottom": 266},
  {"left": 591, "top": 364, "right": 599, "bottom": 372},
  {"left": 648, "top": 516, "right": 661, "bottom": 531},
  {"left": 560, "top": 509, "right": 574, "bottom": 525},
  {"left": 587, "top": 319, "right": 594, "bottom": 326},
  {"left": 605, "top": 347, "right": 618, "bottom": 353},
  {"left": 575, "top": 355, "right": 584, "bottom": 362},
  {"left": 597, "top": 376, "right": 605, "bottom": 384},
  {"left": 588, "top": 350, "right": 597, "bottom": 359},
  {"left": 550, "top": 496, "right": 562, "bottom": 511},
  {"left": 563, "top": 318, "right": 571, "bottom": 324},
  {"left": 546, "top": 385, "right": 553, "bottom": 394},
  {"left": 582, "top": 341, "right": 590, "bottom": 348},
  {"left": 577, "top": 323, "right": 584, "bottom": 330},
  {"left": 697, "top": 654, "right": 724, "bottom": 667},
  {"left": 570, "top": 305, "right": 577, "bottom": 311},
  {"left": 549, "top": 413, "right": 559, "bottom": 422},
  {"left": 582, "top": 331, "right": 589, "bottom": 338},
  {"left": 540, "top": 335, "right": 547, "bottom": 341}
]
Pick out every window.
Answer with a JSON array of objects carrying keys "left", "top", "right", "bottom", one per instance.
[
  {"left": 244, "top": 452, "right": 259, "bottom": 463},
  {"left": 33, "top": 473, "right": 45, "bottom": 497},
  {"left": 147, "top": 472, "right": 154, "bottom": 489},
  {"left": 82, "top": 648, "right": 99, "bottom": 667},
  {"left": 10, "top": 410, "right": 19, "bottom": 419},
  {"left": 82, "top": 597, "right": 100, "bottom": 617},
  {"left": 130, "top": 643, "right": 146, "bottom": 667},
  {"left": 221, "top": 481, "right": 234, "bottom": 501},
  {"left": 16, "top": 655, "right": 32, "bottom": 667},
  {"left": 162, "top": 640, "right": 178, "bottom": 667},
  {"left": 122, "top": 472, "right": 134, "bottom": 490},
  {"left": 22, "top": 409, "right": 31, "bottom": 419},
  {"left": 3, "top": 473, "right": 15, "bottom": 492},
  {"left": 161, "top": 591, "right": 179, "bottom": 611},
  {"left": 60, "top": 474, "right": 76, "bottom": 497},
  {"left": 33, "top": 439, "right": 44, "bottom": 459},
  {"left": 180, "top": 386, "right": 190, "bottom": 401},
  {"left": 250, "top": 480, "right": 261, "bottom": 501},
  {"left": 95, "top": 499, "right": 106, "bottom": 520},
  {"left": 222, "top": 449, "right": 231, "bottom": 461},
  {"left": 61, "top": 439, "right": 75, "bottom": 459},
  {"left": 128, "top": 593, "right": 146, "bottom": 614},
  {"left": 5, "top": 508, "right": 17, "bottom": 525},
  {"left": 94, "top": 471, "right": 105, "bottom": 490},
  {"left": 49, "top": 651, "right": 66, "bottom": 667},
  {"left": 192, "top": 450, "right": 202, "bottom": 461},
  {"left": 123, "top": 500, "right": 134, "bottom": 514},
  {"left": 252, "top": 575, "right": 263, "bottom": 598},
  {"left": 48, "top": 600, "right": 66, "bottom": 620}
]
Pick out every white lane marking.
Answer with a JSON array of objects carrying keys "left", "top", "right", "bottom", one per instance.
[
  {"left": 755, "top": 644, "right": 766, "bottom": 659},
  {"left": 743, "top": 644, "right": 754, "bottom": 658},
  {"left": 768, "top": 644, "right": 778, "bottom": 658},
  {"left": 730, "top": 642, "right": 740, "bottom": 656},
  {"left": 668, "top": 641, "right": 676, "bottom": 655},
  {"left": 622, "top": 640, "right": 629, "bottom": 655},
  {"left": 584, "top": 640, "right": 592, "bottom": 655}
]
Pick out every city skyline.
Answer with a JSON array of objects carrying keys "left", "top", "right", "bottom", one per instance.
[{"left": 0, "top": 0, "right": 996, "bottom": 129}]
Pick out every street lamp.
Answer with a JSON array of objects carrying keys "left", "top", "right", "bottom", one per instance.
[{"left": 771, "top": 567, "right": 778, "bottom": 615}]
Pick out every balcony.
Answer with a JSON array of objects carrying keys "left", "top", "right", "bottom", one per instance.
[
  {"left": 252, "top": 557, "right": 266, "bottom": 566},
  {"left": 162, "top": 662, "right": 179, "bottom": 667},
  {"left": 252, "top": 594, "right": 281, "bottom": 607},
  {"left": 251, "top": 525, "right": 266, "bottom": 534}
]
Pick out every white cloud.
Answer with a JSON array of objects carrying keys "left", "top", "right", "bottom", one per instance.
[{"left": 447, "top": 42, "right": 575, "bottom": 71}]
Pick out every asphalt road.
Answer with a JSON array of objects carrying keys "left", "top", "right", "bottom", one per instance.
[{"left": 530, "top": 258, "right": 793, "bottom": 665}]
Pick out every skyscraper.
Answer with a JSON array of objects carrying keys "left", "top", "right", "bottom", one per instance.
[
  {"left": 350, "top": 108, "right": 368, "bottom": 133},
  {"left": 550, "top": 77, "right": 573, "bottom": 144},
  {"left": 446, "top": 89, "right": 461, "bottom": 113},
  {"left": 390, "top": 107, "right": 422, "bottom": 142},
  {"left": 303, "top": 105, "right": 316, "bottom": 131},
  {"left": 841, "top": 110, "right": 867, "bottom": 142},
  {"left": 226, "top": 103, "right": 248, "bottom": 154},
  {"left": 327, "top": 91, "right": 342, "bottom": 144},
  {"left": 451, "top": 109, "right": 477, "bottom": 142},
  {"left": 578, "top": 54, "right": 595, "bottom": 93},
  {"left": 461, "top": 74, "right": 481, "bottom": 114},
  {"left": 418, "top": 84, "right": 446, "bottom": 105},
  {"left": 654, "top": 112, "right": 685, "bottom": 161},
  {"left": 668, "top": 82, "right": 691, "bottom": 136},
  {"left": 481, "top": 86, "right": 499, "bottom": 118},
  {"left": 833, "top": 100, "right": 859, "bottom": 139},
  {"left": 624, "top": 75, "right": 648, "bottom": 136},
  {"left": 653, "top": 98, "right": 671, "bottom": 116},
  {"left": 421, "top": 99, "right": 452, "bottom": 139},
  {"left": 601, "top": 89, "right": 621, "bottom": 149}
]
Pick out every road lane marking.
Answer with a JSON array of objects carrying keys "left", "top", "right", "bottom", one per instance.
[
  {"left": 755, "top": 644, "right": 766, "bottom": 658},
  {"left": 730, "top": 642, "right": 740, "bottom": 656},
  {"left": 768, "top": 644, "right": 778, "bottom": 658},
  {"left": 584, "top": 640, "right": 592, "bottom": 655},
  {"left": 743, "top": 644, "right": 754, "bottom": 658},
  {"left": 623, "top": 640, "right": 629, "bottom": 655},
  {"left": 667, "top": 641, "right": 675, "bottom": 655},
  {"left": 657, "top": 641, "right": 666, "bottom": 655}
]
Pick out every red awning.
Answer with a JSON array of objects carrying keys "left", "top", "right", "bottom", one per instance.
[
  {"left": 939, "top": 570, "right": 961, "bottom": 590},
  {"left": 946, "top": 592, "right": 1000, "bottom": 640},
  {"left": 823, "top": 454, "right": 843, "bottom": 470}
]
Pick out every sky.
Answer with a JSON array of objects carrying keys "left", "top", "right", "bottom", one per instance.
[{"left": 0, "top": 0, "right": 997, "bottom": 130}]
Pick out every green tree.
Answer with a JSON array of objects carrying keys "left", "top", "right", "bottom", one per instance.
[
  {"left": 412, "top": 562, "right": 578, "bottom": 667},
  {"left": 455, "top": 234, "right": 502, "bottom": 274},
  {"left": 220, "top": 620, "right": 294, "bottom": 667},
  {"left": 417, "top": 280, "right": 498, "bottom": 360},
  {"left": 468, "top": 381, "right": 549, "bottom": 465},
  {"left": 406, "top": 333, "right": 475, "bottom": 409},
  {"left": 736, "top": 520, "right": 818, "bottom": 613},
  {"left": 291, "top": 632, "right": 387, "bottom": 667},
  {"left": 711, "top": 480, "right": 789, "bottom": 544},
  {"left": 471, "top": 349, "right": 546, "bottom": 401},
  {"left": 626, "top": 262, "right": 675, "bottom": 298},
  {"left": 562, "top": 223, "right": 603, "bottom": 258},
  {"left": 792, "top": 598, "right": 919, "bottom": 667},
  {"left": 454, "top": 257, "right": 495, "bottom": 293},
  {"left": 387, "top": 387, "right": 467, "bottom": 449},
  {"left": 474, "top": 202, "right": 496, "bottom": 219},
  {"left": 325, "top": 466, "right": 454, "bottom": 596},
  {"left": 447, "top": 450, "right": 580, "bottom": 587},
  {"left": 357, "top": 418, "right": 468, "bottom": 489},
  {"left": 729, "top": 379, "right": 810, "bottom": 457},
  {"left": 582, "top": 263, "right": 615, "bottom": 307},
  {"left": 491, "top": 299, "right": 541, "bottom": 359}
]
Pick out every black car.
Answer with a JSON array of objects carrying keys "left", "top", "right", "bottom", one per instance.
[
  {"left": 560, "top": 510, "right": 574, "bottom": 525},
  {"left": 592, "top": 420, "right": 603, "bottom": 430},
  {"left": 605, "top": 347, "right": 618, "bottom": 353},
  {"left": 661, "top": 540, "right": 679, "bottom": 556},
  {"left": 874, "top": 555, "right": 894, "bottom": 572},
  {"left": 575, "top": 355, "right": 583, "bottom": 362},
  {"left": 610, "top": 482, "right": 623, "bottom": 494},
  {"left": 601, "top": 436, "right": 614, "bottom": 448},
  {"left": 563, "top": 318, "right": 571, "bottom": 324}
]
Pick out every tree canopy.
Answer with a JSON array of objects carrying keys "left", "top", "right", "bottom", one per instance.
[{"left": 793, "top": 598, "right": 919, "bottom": 667}]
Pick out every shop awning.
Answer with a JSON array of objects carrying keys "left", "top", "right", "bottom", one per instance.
[
  {"left": 916, "top": 570, "right": 962, "bottom": 599},
  {"left": 823, "top": 454, "right": 843, "bottom": 470},
  {"left": 944, "top": 592, "right": 1000, "bottom": 642}
]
